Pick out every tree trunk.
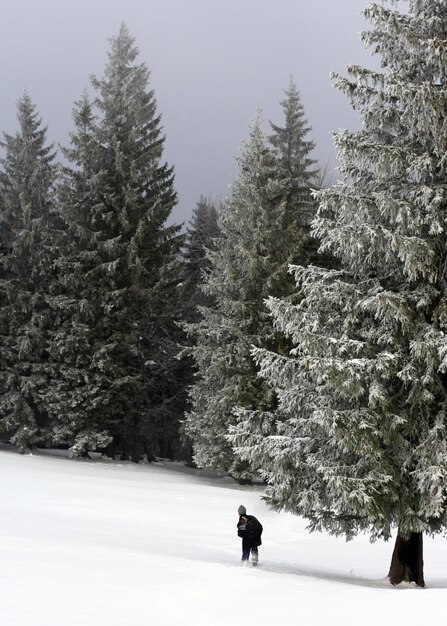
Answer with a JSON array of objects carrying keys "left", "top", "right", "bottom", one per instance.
[{"left": 388, "top": 531, "right": 425, "bottom": 587}]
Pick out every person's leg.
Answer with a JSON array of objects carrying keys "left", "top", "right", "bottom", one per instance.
[
  {"left": 251, "top": 547, "right": 259, "bottom": 565},
  {"left": 242, "top": 541, "right": 250, "bottom": 562}
]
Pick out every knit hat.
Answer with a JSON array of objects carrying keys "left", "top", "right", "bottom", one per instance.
[{"left": 238, "top": 505, "right": 246, "bottom": 515}]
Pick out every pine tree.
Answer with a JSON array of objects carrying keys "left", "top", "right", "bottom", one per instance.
[
  {"left": 48, "top": 24, "right": 185, "bottom": 460},
  {"left": 44, "top": 92, "right": 113, "bottom": 455},
  {"left": 269, "top": 76, "right": 336, "bottom": 272},
  {"left": 181, "top": 196, "right": 220, "bottom": 320},
  {"left": 0, "top": 93, "right": 61, "bottom": 451},
  {"left": 269, "top": 76, "right": 318, "bottom": 235},
  {"left": 178, "top": 197, "right": 221, "bottom": 462},
  {"left": 231, "top": 0, "right": 447, "bottom": 586},
  {"left": 184, "top": 112, "right": 296, "bottom": 480}
]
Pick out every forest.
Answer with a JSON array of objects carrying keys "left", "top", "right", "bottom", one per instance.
[{"left": 1, "top": 0, "right": 447, "bottom": 586}]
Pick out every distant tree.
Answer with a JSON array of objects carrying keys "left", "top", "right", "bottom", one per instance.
[
  {"left": 184, "top": 77, "right": 324, "bottom": 479},
  {"left": 178, "top": 197, "right": 221, "bottom": 462},
  {"left": 269, "top": 77, "right": 317, "bottom": 227},
  {"left": 0, "top": 93, "right": 62, "bottom": 451},
  {"left": 48, "top": 25, "right": 185, "bottom": 460},
  {"left": 184, "top": 114, "right": 276, "bottom": 479},
  {"left": 181, "top": 196, "right": 220, "bottom": 320},
  {"left": 269, "top": 76, "right": 334, "bottom": 270},
  {"left": 230, "top": 0, "right": 447, "bottom": 587},
  {"left": 185, "top": 109, "right": 319, "bottom": 480}
]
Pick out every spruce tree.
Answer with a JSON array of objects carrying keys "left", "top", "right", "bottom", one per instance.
[
  {"left": 185, "top": 112, "right": 297, "bottom": 479},
  {"left": 45, "top": 92, "right": 113, "bottom": 455},
  {"left": 181, "top": 196, "right": 220, "bottom": 321},
  {"left": 268, "top": 76, "right": 336, "bottom": 280},
  {"left": 179, "top": 197, "right": 221, "bottom": 462},
  {"left": 185, "top": 82, "right": 321, "bottom": 478},
  {"left": 231, "top": 0, "right": 447, "bottom": 586},
  {"left": 269, "top": 77, "right": 318, "bottom": 246},
  {"left": 49, "top": 25, "right": 184, "bottom": 460},
  {"left": 0, "top": 93, "right": 61, "bottom": 451}
]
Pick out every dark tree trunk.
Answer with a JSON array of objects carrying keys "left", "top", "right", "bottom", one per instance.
[
  {"left": 388, "top": 531, "right": 425, "bottom": 587},
  {"left": 131, "top": 428, "right": 142, "bottom": 463},
  {"left": 131, "top": 444, "right": 141, "bottom": 463}
]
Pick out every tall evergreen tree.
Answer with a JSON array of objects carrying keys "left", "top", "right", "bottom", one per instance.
[
  {"left": 0, "top": 93, "right": 61, "bottom": 451},
  {"left": 45, "top": 92, "right": 113, "bottom": 455},
  {"left": 185, "top": 112, "right": 300, "bottom": 479},
  {"left": 48, "top": 25, "right": 185, "bottom": 460},
  {"left": 268, "top": 76, "right": 334, "bottom": 276},
  {"left": 231, "top": 0, "right": 447, "bottom": 586},
  {"left": 269, "top": 76, "right": 318, "bottom": 235},
  {"left": 181, "top": 196, "right": 220, "bottom": 320},
  {"left": 185, "top": 83, "right": 321, "bottom": 478},
  {"left": 178, "top": 197, "right": 221, "bottom": 462}
]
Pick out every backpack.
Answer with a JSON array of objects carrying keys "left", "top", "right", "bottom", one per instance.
[{"left": 244, "top": 515, "right": 263, "bottom": 540}]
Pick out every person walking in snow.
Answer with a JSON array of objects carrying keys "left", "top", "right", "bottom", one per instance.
[{"left": 237, "top": 505, "right": 263, "bottom": 565}]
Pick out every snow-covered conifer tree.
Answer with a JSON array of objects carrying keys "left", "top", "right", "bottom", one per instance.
[
  {"left": 44, "top": 92, "right": 113, "bottom": 455},
  {"left": 231, "top": 0, "right": 447, "bottom": 586},
  {"left": 185, "top": 79, "right": 321, "bottom": 479},
  {"left": 181, "top": 196, "right": 220, "bottom": 320},
  {"left": 50, "top": 25, "right": 185, "bottom": 460},
  {"left": 0, "top": 93, "right": 62, "bottom": 451},
  {"left": 178, "top": 197, "right": 221, "bottom": 461},
  {"left": 269, "top": 77, "right": 319, "bottom": 247},
  {"left": 185, "top": 112, "right": 300, "bottom": 479}
]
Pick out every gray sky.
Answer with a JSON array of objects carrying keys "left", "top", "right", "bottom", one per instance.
[{"left": 1, "top": 0, "right": 375, "bottom": 225}]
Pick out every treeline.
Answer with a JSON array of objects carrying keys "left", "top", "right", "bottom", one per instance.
[{"left": 0, "top": 24, "right": 326, "bottom": 462}]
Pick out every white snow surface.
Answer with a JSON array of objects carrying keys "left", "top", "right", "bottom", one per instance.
[{"left": 1, "top": 449, "right": 447, "bottom": 626}]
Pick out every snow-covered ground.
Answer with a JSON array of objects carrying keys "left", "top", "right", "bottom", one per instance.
[{"left": 1, "top": 449, "right": 447, "bottom": 626}]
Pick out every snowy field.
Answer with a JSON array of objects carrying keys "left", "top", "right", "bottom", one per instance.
[{"left": 1, "top": 449, "right": 447, "bottom": 626}]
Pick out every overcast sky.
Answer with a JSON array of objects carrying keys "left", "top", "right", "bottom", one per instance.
[{"left": 1, "top": 0, "right": 376, "bottom": 225}]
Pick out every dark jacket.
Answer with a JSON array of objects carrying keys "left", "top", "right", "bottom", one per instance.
[{"left": 237, "top": 514, "right": 262, "bottom": 548}]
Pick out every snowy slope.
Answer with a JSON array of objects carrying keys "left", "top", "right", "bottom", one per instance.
[{"left": 1, "top": 449, "right": 447, "bottom": 626}]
